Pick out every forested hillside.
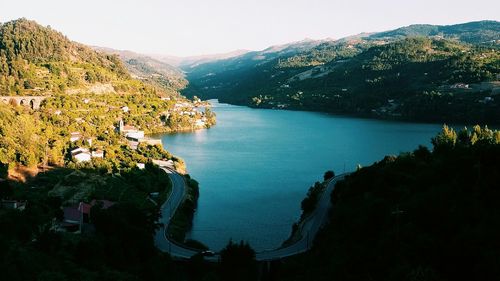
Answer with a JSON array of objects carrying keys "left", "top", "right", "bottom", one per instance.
[
  {"left": 94, "top": 47, "right": 188, "bottom": 96},
  {"left": 280, "top": 125, "right": 500, "bottom": 281},
  {"left": 0, "top": 18, "right": 209, "bottom": 281},
  {"left": 370, "top": 20, "right": 500, "bottom": 44},
  {"left": 183, "top": 21, "right": 500, "bottom": 124},
  {"left": 0, "top": 19, "right": 135, "bottom": 96},
  {"left": 0, "top": 18, "right": 215, "bottom": 171}
]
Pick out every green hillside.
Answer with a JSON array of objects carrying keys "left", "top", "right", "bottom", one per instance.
[
  {"left": 0, "top": 18, "right": 215, "bottom": 170},
  {"left": 183, "top": 21, "right": 500, "bottom": 124},
  {"left": 370, "top": 20, "right": 500, "bottom": 44},
  {"left": 94, "top": 47, "right": 188, "bottom": 96},
  {"left": 0, "top": 19, "right": 136, "bottom": 96},
  {"left": 280, "top": 126, "right": 500, "bottom": 281}
]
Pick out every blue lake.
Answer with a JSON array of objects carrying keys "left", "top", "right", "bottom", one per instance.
[{"left": 156, "top": 101, "right": 443, "bottom": 251}]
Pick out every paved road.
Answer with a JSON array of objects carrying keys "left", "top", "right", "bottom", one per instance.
[
  {"left": 154, "top": 168, "right": 199, "bottom": 258},
  {"left": 256, "top": 174, "right": 347, "bottom": 261},
  {"left": 154, "top": 166, "right": 347, "bottom": 261}
]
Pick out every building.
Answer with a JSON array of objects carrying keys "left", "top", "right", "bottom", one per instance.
[
  {"left": 62, "top": 206, "right": 81, "bottom": 231},
  {"left": 118, "top": 120, "right": 145, "bottom": 140},
  {"left": 70, "top": 133, "right": 92, "bottom": 146},
  {"left": 71, "top": 147, "right": 91, "bottom": 162},
  {"left": 121, "top": 106, "right": 129, "bottom": 113},
  {"left": 137, "top": 163, "right": 146, "bottom": 170},
  {"left": 70, "top": 132, "right": 82, "bottom": 142},
  {"left": 91, "top": 150, "right": 104, "bottom": 158},
  {"left": 152, "top": 159, "right": 175, "bottom": 168},
  {"left": 195, "top": 119, "right": 206, "bottom": 127},
  {"left": 126, "top": 131, "right": 145, "bottom": 140},
  {"left": 61, "top": 200, "right": 115, "bottom": 232}
]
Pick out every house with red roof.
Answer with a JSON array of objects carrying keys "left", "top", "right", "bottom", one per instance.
[{"left": 61, "top": 200, "right": 115, "bottom": 232}]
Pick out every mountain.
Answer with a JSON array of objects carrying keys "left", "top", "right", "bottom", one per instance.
[
  {"left": 182, "top": 21, "right": 500, "bottom": 123},
  {"left": 152, "top": 49, "right": 250, "bottom": 68},
  {"left": 0, "top": 18, "right": 184, "bottom": 97},
  {"left": 179, "top": 38, "right": 340, "bottom": 100},
  {"left": 93, "top": 47, "right": 187, "bottom": 96},
  {"left": 0, "top": 18, "right": 129, "bottom": 96},
  {"left": 370, "top": 20, "right": 500, "bottom": 44},
  {"left": 181, "top": 38, "right": 335, "bottom": 75}
]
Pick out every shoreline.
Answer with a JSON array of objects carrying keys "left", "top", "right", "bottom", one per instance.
[{"left": 216, "top": 99, "right": 500, "bottom": 126}]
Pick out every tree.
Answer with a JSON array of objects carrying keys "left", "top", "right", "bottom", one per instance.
[
  {"left": 219, "top": 240, "right": 257, "bottom": 281},
  {"left": 431, "top": 125, "right": 457, "bottom": 152},
  {"left": 324, "top": 170, "right": 335, "bottom": 181}
]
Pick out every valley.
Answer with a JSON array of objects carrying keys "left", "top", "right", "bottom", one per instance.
[{"left": 0, "top": 14, "right": 499, "bottom": 281}]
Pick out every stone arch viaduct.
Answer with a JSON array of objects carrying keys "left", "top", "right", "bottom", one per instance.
[{"left": 0, "top": 96, "right": 47, "bottom": 109}]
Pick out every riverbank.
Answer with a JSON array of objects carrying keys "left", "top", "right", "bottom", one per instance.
[
  {"left": 280, "top": 173, "right": 333, "bottom": 248},
  {"left": 219, "top": 97, "right": 500, "bottom": 126},
  {"left": 155, "top": 101, "right": 442, "bottom": 250}
]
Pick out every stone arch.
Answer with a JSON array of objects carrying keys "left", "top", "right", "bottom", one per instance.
[
  {"left": 30, "top": 99, "right": 35, "bottom": 109},
  {"left": 20, "top": 99, "right": 28, "bottom": 106}
]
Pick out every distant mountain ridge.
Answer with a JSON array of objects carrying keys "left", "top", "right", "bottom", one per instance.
[
  {"left": 181, "top": 20, "right": 500, "bottom": 124},
  {"left": 93, "top": 47, "right": 187, "bottom": 96},
  {"left": 152, "top": 49, "right": 250, "bottom": 68},
  {"left": 370, "top": 20, "right": 500, "bottom": 44}
]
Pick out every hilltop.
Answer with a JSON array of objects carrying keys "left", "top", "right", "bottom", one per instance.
[
  {"left": 0, "top": 18, "right": 130, "bottom": 96},
  {"left": 370, "top": 20, "right": 500, "bottom": 44},
  {"left": 182, "top": 20, "right": 500, "bottom": 123},
  {"left": 93, "top": 47, "right": 188, "bottom": 96}
]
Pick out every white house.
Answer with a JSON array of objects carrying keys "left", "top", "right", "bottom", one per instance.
[
  {"left": 69, "top": 133, "right": 92, "bottom": 146},
  {"left": 195, "top": 119, "right": 206, "bottom": 127},
  {"left": 74, "top": 153, "right": 91, "bottom": 162},
  {"left": 71, "top": 147, "right": 91, "bottom": 162},
  {"left": 70, "top": 132, "right": 82, "bottom": 142},
  {"left": 121, "top": 106, "right": 129, "bottom": 113},
  {"left": 91, "top": 150, "right": 104, "bottom": 158},
  {"left": 118, "top": 120, "right": 144, "bottom": 140},
  {"left": 137, "top": 163, "right": 146, "bottom": 170},
  {"left": 126, "top": 131, "right": 145, "bottom": 140}
]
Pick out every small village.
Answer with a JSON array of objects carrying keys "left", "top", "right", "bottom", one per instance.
[{"left": 0, "top": 96, "right": 213, "bottom": 235}]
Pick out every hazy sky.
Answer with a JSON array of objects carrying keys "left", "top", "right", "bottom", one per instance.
[{"left": 0, "top": 0, "right": 498, "bottom": 56}]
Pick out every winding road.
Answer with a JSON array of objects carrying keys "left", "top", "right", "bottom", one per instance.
[
  {"left": 154, "top": 165, "right": 347, "bottom": 261},
  {"left": 154, "top": 168, "right": 199, "bottom": 258}
]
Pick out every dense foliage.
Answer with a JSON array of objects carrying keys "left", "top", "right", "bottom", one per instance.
[
  {"left": 0, "top": 18, "right": 131, "bottom": 96},
  {"left": 0, "top": 163, "right": 174, "bottom": 281},
  {"left": 184, "top": 21, "right": 500, "bottom": 124},
  {"left": 219, "top": 240, "right": 257, "bottom": 281},
  {"left": 0, "top": 19, "right": 214, "bottom": 172},
  {"left": 370, "top": 20, "right": 500, "bottom": 45},
  {"left": 279, "top": 125, "right": 500, "bottom": 281}
]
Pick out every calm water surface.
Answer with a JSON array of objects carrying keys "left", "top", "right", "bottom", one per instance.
[{"left": 156, "top": 101, "right": 443, "bottom": 251}]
